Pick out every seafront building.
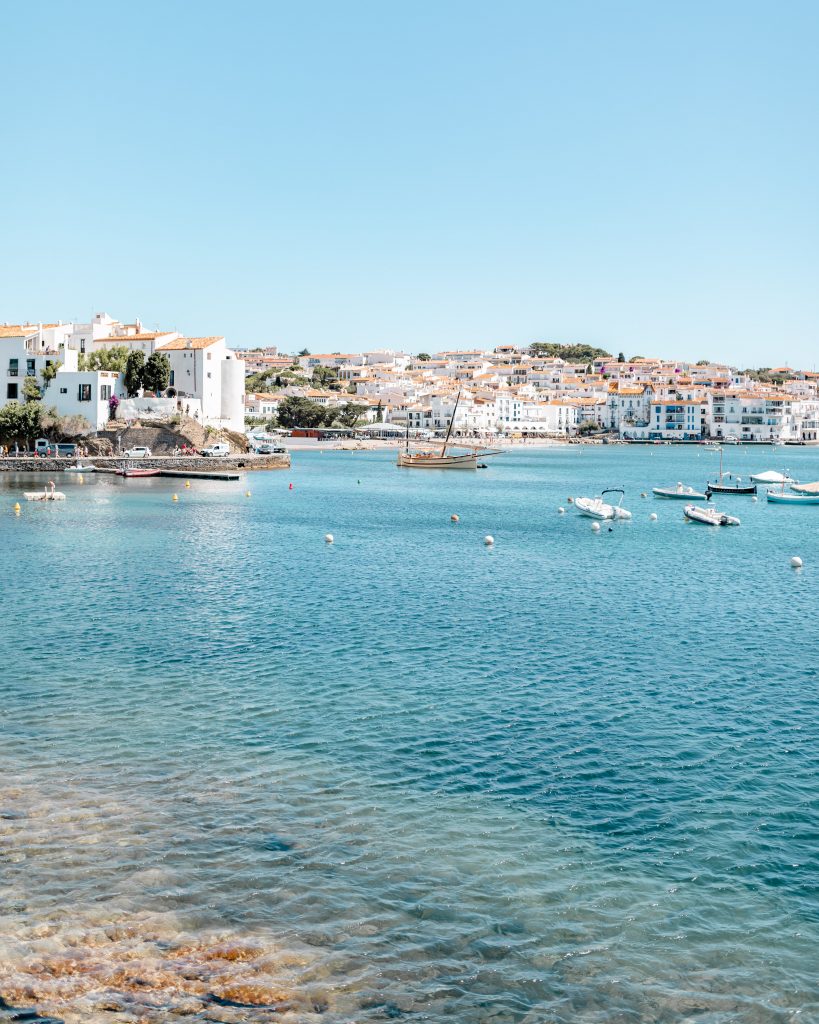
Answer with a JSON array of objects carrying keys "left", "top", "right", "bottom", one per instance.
[
  {"left": 244, "top": 346, "right": 819, "bottom": 442},
  {"left": 0, "top": 314, "right": 245, "bottom": 431}
]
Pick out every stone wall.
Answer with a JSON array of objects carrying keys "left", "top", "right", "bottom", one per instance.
[{"left": 0, "top": 453, "right": 289, "bottom": 473}]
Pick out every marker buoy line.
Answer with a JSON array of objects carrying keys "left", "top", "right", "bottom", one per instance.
[
  {"left": 325, "top": 533, "right": 334, "bottom": 544},
  {"left": 484, "top": 535, "right": 494, "bottom": 546},
  {"left": 791, "top": 556, "right": 803, "bottom": 568}
]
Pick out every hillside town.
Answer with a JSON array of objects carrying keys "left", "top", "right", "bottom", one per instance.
[
  {"left": 245, "top": 344, "right": 819, "bottom": 443},
  {"left": 2, "top": 314, "right": 819, "bottom": 444}
]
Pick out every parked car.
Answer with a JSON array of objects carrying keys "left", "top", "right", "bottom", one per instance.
[
  {"left": 200, "top": 443, "right": 230, "bottom": 457},
  {"left": 34, "top": 438, "right": 55, "bottom": 456},
  {"left": 122, "top": 446, "right": 152, "bottom": 457}
]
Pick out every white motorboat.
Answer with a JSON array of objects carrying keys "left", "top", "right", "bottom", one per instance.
[
  {"left": 749, "top": 470, "right": 796, "bottom": 484},
  {"left": 684, "top": 504, "right": 740, "bottom": 526},
  {"left": 653, "top": 482, "right": 709, "bottom": 500},
  {"left": 575, "top": 488, "right": 632, "bottom": 520}
]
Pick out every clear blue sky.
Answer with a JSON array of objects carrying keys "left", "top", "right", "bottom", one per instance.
[{"left": 3, "top": 1, "right": 818, "bottom": 365}]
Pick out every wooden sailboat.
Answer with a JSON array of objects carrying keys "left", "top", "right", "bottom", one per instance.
[
  {"left": 706, "top": 447, "right": 756, "bottom": 495},
  {"left": 397, "top": 392, "right": 501, "bottom": 469}
]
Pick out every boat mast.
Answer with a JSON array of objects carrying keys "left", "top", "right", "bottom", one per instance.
[{"left": 441, "top": 390, "right": 461, "bottom": 457}]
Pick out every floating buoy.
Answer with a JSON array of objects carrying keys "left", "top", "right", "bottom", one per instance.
[
  {"left": 13, "top": 502, "right": 20, "bottom": 515},
  {"left": 451, "top": 514, "right": 459, "bottom": 522},
  {"left": 591, "top": 522, "right": 600, "bottom": 532},
  {"left": 78, "top": 474, "right": 84, "bottom": 483},
  {"left": 567, "top": 497, "right": 574, "bottom": 504},
  {"left": 649, "top": 512, "right": 658, "bottom": 521},
  {"left": 185, "top": 480, "right": 191, "bottom": 488},
  {"left": 484, "top": 535, "right": 494, "bottom": 546},
  {"left": 289, "top": 483, "right": 293, "bottom": 490},
  {"left": 558, "top": 507, "right": 565, "bottom": 514},
  {"left": 791, "top": 556, "right": 803, "bottom": 568},
  {"left": 751, "top": 496, "right": 758, "bottom": 502},
  {"left": 172, "top": 494, "right": 179, "bottom": 502},
  {"left": 641, "top": 492, "right": 648, "bottom": 498},
  {"left": 325, "top": 533, "right": 334, "bottom": 544},
  {"left": 245, "top": 491, "right": 252, "bottom": 497}
]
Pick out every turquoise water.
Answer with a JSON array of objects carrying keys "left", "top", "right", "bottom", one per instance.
[{"left": 1, "top": 447, "right": 818, "bottom": 1023}]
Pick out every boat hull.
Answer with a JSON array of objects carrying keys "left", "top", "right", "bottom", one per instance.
[
  {"left": 684, "top": 504, "right": 740, "bottom": 525},
  {"left": 117, "top": 468, "right": 162, "bottom": 477},
  {"left": 24, "top": 492, "right": 66, "bottom": 501},
  {"left": 397, "top": 453, "right": 477, "bottom": 469},
  {"left": 766, "top": 490, "right": 819, "bottom": 504},
  {"left": 707, "top": 483, "right": 756, "bottom": 494},
  {"left": 653, "top": 487, "right": 708, "bottom": 500}
]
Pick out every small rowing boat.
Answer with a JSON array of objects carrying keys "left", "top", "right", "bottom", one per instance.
[
  {"left": 684, "top": 504, "right": 740, "bottom": 526},
  {"left": 116, "top": 468, "right": 162, "bottom": 478},
  {"left": 653, "top": 482, "right": 709, "bottom": 500}
]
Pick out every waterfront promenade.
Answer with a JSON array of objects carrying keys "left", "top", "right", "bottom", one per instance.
[{"left": 0, "top": 452, "right": 289, "bottom": 473}]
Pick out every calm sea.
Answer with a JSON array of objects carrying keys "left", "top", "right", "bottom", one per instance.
[{"left": 1, "top": 446, "right": 818, "bottom": 1023}]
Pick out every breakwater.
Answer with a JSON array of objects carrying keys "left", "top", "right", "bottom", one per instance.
[{"left": 0, "top": 453, "right": 289, "bottom": 473}]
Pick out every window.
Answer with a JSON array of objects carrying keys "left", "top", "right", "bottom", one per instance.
[
  {"left": 80, "top": 339, "right": 86, "bottom": 353},
  {"left": 78, "top": 384, "right": 92, "bottom": 402},
  {"left": 59, "top": 387, "right": 67, "bottom": 394},
  {"left": 100, "top": 384, "right": 112, "bottom": 400},
  {"left": 169, "top": 371, "right": 174, "bottom": 386},
  {"left": 207, "top": 372, "right": 212, "bottom": 379},
  {"left": 8, "top": 358, "right": 18, "bottom": 376},
  {"left": 26, "top": 359, "right": 36, "bottom": 377},
  {"left": 7, "top": 383, "right": 18, "bottom": 399},
  {"left": 207, "top": 352, "right": 212, "bottom": 360}
]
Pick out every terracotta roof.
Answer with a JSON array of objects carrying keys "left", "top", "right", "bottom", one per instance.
[
  {"left": 157, "top": 336, "right": 223, "bottom": 350},
  {"left": 98, "top": 332, "right": 174, "bottom": 342}
]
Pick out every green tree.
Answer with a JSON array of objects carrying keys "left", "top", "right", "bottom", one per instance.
[
  {"left": 0, "top": 400, "right": 42, "bottom": 445},
  {"left": 617, "top": 352, "right": 625, "bottom": 362},
  {"left": 311, "top": 365, "right": 339, "bottom": 388},
  {"left": 22, "top": 376, "right": 42, "bottom": 402},
  {"left": 276, "top": 395, "right": 327, "bottom": 428},
  {"left": 628, "top": 355, "right": 645, "bottom": 361},
  {"left": 529, "top": 342, "right": 612, "bottom": 361},
  {"left": 124, "top": 351, "right": 146, "bottom": 396},
  {"left": 696, "top": 359, "right": 710, "bottom": 366},
  {"left": 142, "top": 352, "right": 171, "bottom": 393},
  {"left": 78, "top": 346, "right": 130, "bottom": 372},
  {"left": 417, "top": 352, "right": 431, "bottom": 361},
  {"left": 41, "top": 360, "right": 61, "bottom": 387},
  {"left": 323, "top": 407, "right": 338, "bottom": 427},
  {"left": 336, "top": 402, "right": 367, "bottom": 428},
  {"left": 298, "top": 348, "right": 310, "bottom": 356}
]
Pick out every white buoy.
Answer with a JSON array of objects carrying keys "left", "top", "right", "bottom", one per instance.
[
  {"left": 641, "top": 492, "right": 648, "bottom": 498},
  {"left": 591, "top": 522, "right": 600, "bottom": 532},
  {"left": 752, "top": 496, "right": 758, "bottom": 502},
  {"left": 558, "top": 507, "right": 565, "bottom": 514},
  {"left": 484, "top": 535, "right": 494, "bottom": 546},
  {"left": 245, "top": 490, "right": 252, "bottom": 497},
  {"left": 791, "top": 556, "right": 803, "bottom": 568},
  {"left": 451, "top": 514, "right": 459, "bottom": 522},
  {"left": 649, "top": 512, "right": 658, "bottom": 521},
  {"left": 325, "top": 533, "right": 334, "bottom": 544}
]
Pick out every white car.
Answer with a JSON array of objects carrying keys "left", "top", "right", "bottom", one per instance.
[
  {"left": 122, "top": 446, "right": 152, "bottom": 457},
  {"left": 200, "top": 443, "right": 230, "bottom": 457}
]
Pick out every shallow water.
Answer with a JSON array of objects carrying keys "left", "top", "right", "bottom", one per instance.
[{"left": 1, "top": 447, "right": 818, "bottom": 1022}]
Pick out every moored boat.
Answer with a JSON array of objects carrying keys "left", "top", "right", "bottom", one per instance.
[
  {"left": 705, "top": 447, "right": 756, "bottom": 494},
  {"left": 575, "top": 488, "right": 632, "bottom": 521},
  {"left": 64, "top": 464, "right": 96, "bottom": 473},
  {"left": 116, "top": 467, "right": 162, "bottom": 477},
  {"left": 766, "top": 490, "right": 819, "bottom": 505},
  {"left": 750, "top": 470, "right": 796, "bottom": 484},
  {"left": 684, "top": 504, "right": 740, "bottom": 526},
  {"left": 397, "top": 391, "right": 501, "bottom": 470},
  {"left": 788, "top": 481, "right": 819, "bottom": 495},
  {"left": 653, "top": 482, "right": 708, "bottom": 500},
  {"left": 24, "top": 481, "right": 65, "bottom": 501}
]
